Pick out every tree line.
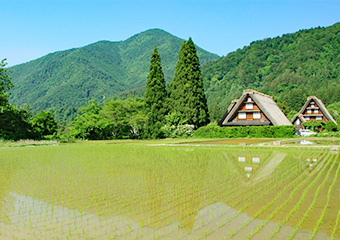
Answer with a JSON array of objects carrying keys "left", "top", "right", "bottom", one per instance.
[{"left": 0, "top": 38, "right": 210, "bottom": 140}]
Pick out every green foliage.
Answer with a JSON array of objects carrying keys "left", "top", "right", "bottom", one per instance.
[
  {"left": 165, "top": 111, "right": 188, "bottom": 126},
  {"left": 208, "top": 103, "right": 225, "bottom": 123},
  {"left": 279, "top": 89, "right": 307, "bottom": 114},
  {"left": 0, "top": 104, "right": 34, "bottom": 140},
  {"left": 162, "top": 124, "right": 194, "bottom": 138},
  {"left": 0, "top": 59, "right": 13, "bottom": 109},
  {"left": 0, "top": 59, "right": 34, "bottom": 140},
  {"left": 31, "top": 110, "right": 58, "bottom": 138},
  {"left": 69, "top": 98, "right": 147, "bottom": 140},
  {"left": 194, "top": 122, "right": 295, "bottom": 138},
  {"left": 160, "top": 111, "right": 194, "bottom": 138},
  {"left": 0, "top": 59, "right": 13, "bottom": 98},
  {"left": 144, "top": 46, "right": 167, "bottom": 138},
  {"left": 168, "top": 38, "right": 210, "bottom": 128},
  {"left": 100, "top": 98, "right": 147, "bottom": 139},
  {"left": 326, "top": 101, "right": 340, "bottom": 124},
  {"left": 203, "top": 23, "right": 340, "bottom": 120},
  {"left": 69, "top": 101, "right": 107, "bottom": 140},
  {"left": 324, "top": 121, "right": 338, "bottom": 132},
  {"left": 47, "top": 106, "right": 78, "bottom": 124},
  {"left": 302, "top": 120, "right": 325, "bottom": 132},
  {"left": 315, "top": 131, "right": 340, "bottom": 137},
  {"left": 286, "top": 110, "right": 298, "bottom": 122},
  {"left": 9, "top": 29, "right": 219, "bottom": 119}
]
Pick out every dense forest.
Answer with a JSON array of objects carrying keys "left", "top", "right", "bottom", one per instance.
[{"left": 203, "top": 22, "right": 340, "bottom": 120}]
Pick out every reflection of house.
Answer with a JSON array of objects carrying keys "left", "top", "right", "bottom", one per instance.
[
  {"left": 237, "top": 156, "right": 262, "bottom": 179},
  {"left": 219, "top": 89, "right": 292, "bottom": 126},
  {"left": 224, "top": 151, "right": 287, "bottom": 182},
  {"left": 291, "top": 96, "right": 337, "bottom": 128}
]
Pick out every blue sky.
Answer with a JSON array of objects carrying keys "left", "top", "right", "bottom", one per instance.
[{"left": 2, "top": 0, "right": 340, "bottom": 67}]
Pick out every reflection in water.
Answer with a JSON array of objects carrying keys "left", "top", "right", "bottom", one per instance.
[{"left": 0, "top": 145, "right": 339, "bottom": 239}]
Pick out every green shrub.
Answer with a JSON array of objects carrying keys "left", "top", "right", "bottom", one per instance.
[
  {"left": 324, "top": 121, "right": 338, "bottom": 132},
  {"left": 194, "top": 123, "right": 295, "bottom": 138},
  {"left": 302, "top": 120, "right": 325, "bottom": 132}
]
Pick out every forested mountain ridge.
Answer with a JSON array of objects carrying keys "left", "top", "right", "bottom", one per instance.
[
  {"left": 8, "top": 29, "right": 219, "bottom": 118},
  {"left": 203, "top": 22, "right": 340, "bottom": 120}
]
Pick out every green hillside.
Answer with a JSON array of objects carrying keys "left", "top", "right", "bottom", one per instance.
[
  {"left": 203, "top": 22, "right": 340, "bottom": 120},
  {"left": 9, "top": 29, "right": 219, "bottom": 118}
]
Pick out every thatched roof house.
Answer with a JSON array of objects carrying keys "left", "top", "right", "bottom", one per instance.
[
  {"left": 219, "top": 89, "right": 292, "bottom": 127},
  {"left": 291, "top": 96, "right": 337, "bottom": 127}
]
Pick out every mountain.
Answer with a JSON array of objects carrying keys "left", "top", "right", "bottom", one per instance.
[
  {"left": 203, "top": 22, "right": 340, "bottom": 121},
  {"left": 8, "top": 29, "right": 219, "bottom": 120}
]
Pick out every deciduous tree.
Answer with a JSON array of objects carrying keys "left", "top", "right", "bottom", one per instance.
[
  {"left": 31, "top": 110, "right": 58, "bottom": 138},
  {"left": 0, "top": 59, "right": 34, "bottom": 140},
  {"left": 0, "top": 59, "right": 13, "bottom": 107}
]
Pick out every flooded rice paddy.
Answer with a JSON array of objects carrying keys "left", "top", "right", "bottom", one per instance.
[
  {"left": 0, "top": 142, "right": 340, "bottom": 239},
  {"left": 181, "top": 138, "right": 276, "bottom": 145}
]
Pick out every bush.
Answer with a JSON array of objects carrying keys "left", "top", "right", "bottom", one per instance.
[
  {"left": 194, "top": 123, "right": 295, "bottom": 138},
  {"left": 302, "top": 120, "right": 325, "bottom": 132},
  {"left": 162, "top": 124, "right": 194, "bottom": 138},
  {"left": 315, "top": 131, "right": 340, "bottom": 137},
  {"left": 324, "top": 121, "right": 338, "bottom": 132}
]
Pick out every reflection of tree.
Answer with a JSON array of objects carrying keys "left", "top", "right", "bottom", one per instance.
[
  {"left": 167, "top": 150, "right": 207, "bottom": 231},
  {"left": 144, "top": 159, "right": 167, "bottom": 228},
  {"left": 3, "top": 145, "right": 320, "bottom": 235},
  {"left": 0, "top": 158, "right": 20, "bottom": 224}
]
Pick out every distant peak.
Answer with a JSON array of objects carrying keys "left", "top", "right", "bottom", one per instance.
[{"left": 134, "top": 28, "right": 172, "bottom": 37}]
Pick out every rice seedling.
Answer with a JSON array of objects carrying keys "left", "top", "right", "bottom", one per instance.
[{"left": 0, "top": 142, "right": 338, "bottom": 239}]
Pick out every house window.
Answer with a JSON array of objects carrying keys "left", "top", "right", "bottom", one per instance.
[
  {"left": 247, "top": 97, "right": 252, "bottom": 102},
  {"left": 307, "top": 109, "right": 312, "bottom": 114},
  {"left": 238, "top": 157, "right": 245, "bottom": 162},
  {"left": 238, "top": 112, "right": 246, "bottom": 119},
  {"left": 246, "top": 103, "right": 253, "bottom": 109},
  {"left": 314, "top": 109, "right": 319, "bottom": 113},
  {"left": 253, "top": 112, "right": 261, "bottom": 119},
  {"left": 316, "top": 116, "right": 322, "bottom": 121},
  {"left": 252, "top": 157, "right": 260, "bottom": 163},
  {"left": 305, "top": 116, "right": 310, "bottom": 120}
]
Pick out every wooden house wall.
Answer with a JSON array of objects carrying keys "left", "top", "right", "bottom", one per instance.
[{"left": 232, "top": 98, "right": 269, "bottom": 122}]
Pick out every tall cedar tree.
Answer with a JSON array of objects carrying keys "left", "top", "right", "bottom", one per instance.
[
  {"left": 168, "top": 38, "right": 209, "bottom": 128},
  {"left": 144, "top": 47, "right": 167, "bottom": 137}
]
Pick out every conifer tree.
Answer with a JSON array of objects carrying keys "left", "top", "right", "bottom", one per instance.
[
  {"left": 144, "top": 46, "right": 167, "bottom": 138},
  {"left": 168, "top": 38, "right": 209, "bottom": 128}
]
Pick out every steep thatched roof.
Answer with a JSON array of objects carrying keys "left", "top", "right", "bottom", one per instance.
[{"left": 219, "top": 89, "right": 292, "bottom": 126}]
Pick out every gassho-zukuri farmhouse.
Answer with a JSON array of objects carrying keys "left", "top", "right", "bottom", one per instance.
[
  {"left": 218, "top": 89, "right": 292, "bottom": 127},
  {"left": 218, "top": 89, "right": 338, "bottom": 130},
  {"left": 291, "top": 96, "right": 338, "bottom": 129}
]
